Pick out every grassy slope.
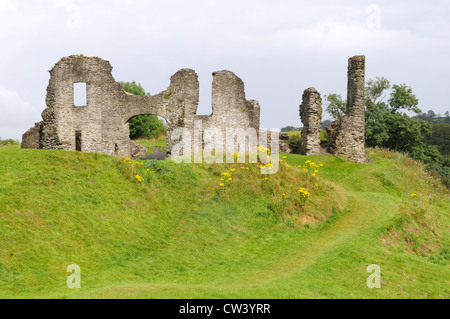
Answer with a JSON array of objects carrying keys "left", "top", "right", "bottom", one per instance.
[
  {"left": 133, "top": 137, "right": 166, "bottom": 155},
  {"left": 0, "top": 145, "right": 448, "bottom": 299}
]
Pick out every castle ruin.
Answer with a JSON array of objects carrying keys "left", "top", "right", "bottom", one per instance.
[
  {"left": 296, "top": 56, "right": 366, "bottom": 163},
  {"left": 22, "top": 55, "right": 260, "bottom": 158},
  {"left": 22, "top": 54, "right": 367, "bottom": 164}
]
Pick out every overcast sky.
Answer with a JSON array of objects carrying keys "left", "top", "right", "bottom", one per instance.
[{"left": 1, "top": 0, "right": 449, "bottom": 140}]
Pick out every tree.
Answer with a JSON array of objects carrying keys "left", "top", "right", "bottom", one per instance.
[
  {"left": 364, "top": 79, "right": 427, "bottom": 152},
  {"left": 281, "top": 126, "right": 299, "bottom": 132},
  {"left": 365, "top": 77, "right": 391, "bottom": 108},
  {"left": 383, "top": 112, "right": 440, "bottom": 164},
  {"left": 365, "top": 101, "right": 391, "bottom": 147},
  {"left": 426, "top": 123, "right": 450, "bottom": 155},
  {"left": 118, "top": 81, "right": 166, "bottom": 140},
  {"left": 324, "top": 93, "right": 346, "bottom": 120},
  {"left": 119, "top": 81, "right": 149, "bottom": 96},
  {"left": 364, "top": 78, "right": 391, "bottom": 147},
  {"left": 427, "top": 110, "right": 437, "bottom": 119},
  {"left": 388, "top": 84, "right": 420, "bottom": 114},
  {"left": 325, "top": 77, "right": 440, "bottom": 165}
]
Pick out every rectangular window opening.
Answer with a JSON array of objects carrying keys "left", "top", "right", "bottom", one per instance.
[{"left": 74, "top": 82, "right": 87, "bottom": 106}]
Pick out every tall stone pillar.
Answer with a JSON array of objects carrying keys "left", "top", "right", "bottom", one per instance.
[
  {"left": 299, "top": 87, "right": 322, "bottom": 155},
  {"left": 327, "top": 55, "right": 367, "bottom": 164}
]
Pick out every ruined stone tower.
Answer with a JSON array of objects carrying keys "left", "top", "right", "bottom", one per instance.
[
  {"left": 299, "top": 87, "right": 322, "bottom": 155},
  {"left": 327, "top": 55, "right": 367, "bottom": 164}
]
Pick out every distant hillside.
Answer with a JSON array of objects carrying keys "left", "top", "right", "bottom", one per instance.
[{"left": 0, "top": 144, "right": 448, "bottom": 298}]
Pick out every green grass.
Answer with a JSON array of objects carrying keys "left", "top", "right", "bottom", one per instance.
[
  {"left": 285, "top": 130, "right": 329, "bottom": 149},
  {"left": 133, "top": 136, "right": 166, "bottom": 155},
  {"left": 0, "top": 145, "right": 448, "bottom": 299}
]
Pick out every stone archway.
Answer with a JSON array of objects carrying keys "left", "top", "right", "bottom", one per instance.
[{"left": 127, "top": 114, "right": 168, "bottom": 159}]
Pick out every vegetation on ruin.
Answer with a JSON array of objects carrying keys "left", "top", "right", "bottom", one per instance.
[{"left": 0, "top": 144, "right": 448, "bottom": 298}]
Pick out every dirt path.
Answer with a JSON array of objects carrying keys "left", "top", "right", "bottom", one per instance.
[{"left": 140, "top": 147, "right": 166, "bottom": 160}]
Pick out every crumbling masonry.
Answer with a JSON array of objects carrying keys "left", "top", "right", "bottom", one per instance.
[
  {"left": 22, "top": 54, "right": 367, "bottom": 163},
  {"left": 326, "top": 55, "right": 367, "bottom": 164},
  {"left": 299, "top": 87, "right": 322, "bottom": 155},
  {"left": 22, "top": 55, "right": 260, "bottom": 158},
  {"left": 297, "top": 55, "right": 367, "bottom": 163}
]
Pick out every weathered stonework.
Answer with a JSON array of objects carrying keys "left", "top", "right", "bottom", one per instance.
[
  {"left": 299, "top": 87, "right": 322, "bottom": 155},
  {"left": 130, "top": 142, "right": 148, "bottom": 158},
  {"left": 23, "top": 55, "right": 261, "bottom": 158},
  {"left": 327, "top": 55, "right": 367, "bottom": 164},
  {"left": 21, "top": 122, "right": 42, "bottom": 149},
  {"left": 261, "top": 131, "right": 292, "bottom": 154}
]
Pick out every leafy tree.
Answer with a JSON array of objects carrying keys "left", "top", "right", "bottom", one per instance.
[
  {"left": 118, "top": 81, "right": 166, "bottom": 140},
  {"left": 119, "top": 81, "right": 149, "bottom": 96},
  {"left": 0, "top": 137, "right": 19, "bottom": 147},
  {"left": 365, "top": 77, "right": 391, "bottom": 108},
  {"left": 326, "top": 78, "right": 441, "bottom": 166},
  {"left": 388, "top": 84, "right": 420, "bottom": 114},
  {"left": 281, "top": 126, "right": 299, "bottom": 132},
  {"left": 426, "top": 123, "right": 450, "bottom": 155},
  {"left": 364, "top": 78, "right": 391, "bottom": 146},
  {"left": 427, "top": 110, "right": 437, "bottom": 118},
  {"left": 364, "top": 79, "right": 426, "bottom": 153},
  {"left": 365, "top": 101, "right": 391, "bottom": 147},
  {"left": 324, "top": 93, "right": 346, "bottom": 120},
  {"left": 383, "top": 113, "right": 440, "bottom": 164}
]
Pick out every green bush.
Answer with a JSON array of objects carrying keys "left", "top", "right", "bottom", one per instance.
[{"left": 0, "top": 137, "right": 19, "bottom": 147}]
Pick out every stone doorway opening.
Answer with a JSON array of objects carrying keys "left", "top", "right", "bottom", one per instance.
[{"left": 127, "top": 114, "right": 167, "bottom": 160}]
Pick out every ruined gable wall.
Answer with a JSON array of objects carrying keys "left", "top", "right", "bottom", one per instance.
[
  {"left": 42, "top": 55, "right": 132, "bottom": 157},
  {"left": 200, "top": 71, "right": 260, "bottom": 153}
]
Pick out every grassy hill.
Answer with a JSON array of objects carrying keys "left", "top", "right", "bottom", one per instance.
[{"left": 0, "top": 144, "right": 448, "bottom": 299}]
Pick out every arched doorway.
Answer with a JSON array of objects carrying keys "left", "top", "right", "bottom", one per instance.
[{"left": 127, "top": 114, "right": 167, "bottom": 160}]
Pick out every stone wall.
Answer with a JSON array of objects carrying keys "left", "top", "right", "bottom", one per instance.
[
  {"left": 21, "top": 122, "right": 42, "bottom": 149},
  {"left": 24, "top": 55, "right": 261, "bottom": 158},
  {"left": 299, "top": 87, "right": 322, "bottom": 155},
  {"left": 326, "top": 55, "right": 367, "bottom": 164}
]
